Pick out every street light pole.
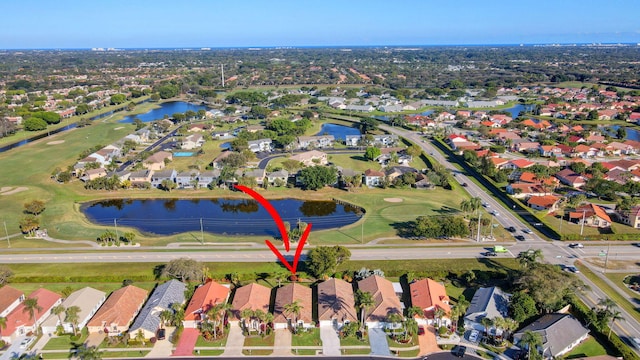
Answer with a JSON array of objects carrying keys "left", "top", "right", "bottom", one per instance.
[
  {"left": 3, "top": 221, "right": 9, "bottom": 248},
  {"left": 476, "top": 211, "right": 482, "bottom": 242}
]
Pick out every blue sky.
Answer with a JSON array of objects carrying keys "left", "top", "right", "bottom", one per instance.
[{"left": 1, "top": 0, "right": 639, "bottom": 49}]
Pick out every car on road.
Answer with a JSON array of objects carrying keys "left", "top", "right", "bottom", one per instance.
[
  {"left": 483, "top": 251, "right": 497, "bottom": 257},
  {"left": 633, "top": 337, "right": 640, "bottom": 349},
  {"left": 533, "top": 222, "right": 543, "bottom": 227},
  {"left": 569, "top": 243, "right": 584, "bottom": 248},
  {"left": 522, "top": 228, "right": 532, "bottom": 234},
  {"left": 564, "top": 265, "right": 580, "bottom": 273},
  {"left": 506, "top": 226, "right": 516, "bottom": 232},
  {"left": 515, "top": 235, "right": 525, "bottom": 241},
  {"left": 469, "top": 330, "right": 479, "bottom": 342},
  {"left": 491, "top": 210, "right": 499, "bottom": 216},
  {"left": 632, "top": 243, "right": 640, "bottom": 247},
  {"left": 482, "top": 202, "right": 489, "bottom": 207},
  {"left": 19, "top": 337, "right": 34, "bottom": 349},
  {"left": 461, "top": 182, "right": 468, "bottom": 187},
  {"left": 454, "top": 345, "right": 467, "bottom": 357}
]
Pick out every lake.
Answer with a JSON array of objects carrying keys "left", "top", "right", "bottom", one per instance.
[
  {"left": 119, "top": 101, "right": 209, "bottom": 123},
  {"left": 502, "top": 104, "right": 536, "bottom": 118},
  {"left": 598, "top": 125, "right": 640, "bottom": 141},
  {"left": 81, "top": 198, "right": 363, "bottom": 236},
  {"left": 315, "top": 123, "right": 361, "bottom": 140}
]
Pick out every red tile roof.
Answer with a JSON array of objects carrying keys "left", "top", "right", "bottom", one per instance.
[
  {"left": 0, "top": 286, "right": 24, "bottom": 315},
  {"left": 317, "top": 278, "right": 357, "bottom": 322},
  {"left": 273, "top": 283, "right": 312, "bottom": 324},
  {"left": 409, "top": 279, "right": 450, "bottom": 319},
  {"left": 527, "top": 195, "right": 561, "bottom": 209},
  {"left": 573, "top": 203, "right": 612, "bottom": 223},
  {"left": 184, "top": 281, "right": 230, "bottom": 321},
  {"left": 509, "top": 159, "right": 535, "bottom": 169},
  {"left": 231, "top": 283, "right": 271, "bottom": 320},
  {"left": 87, "top": 285, "right": 148, "bottom": 328},
  {"left": 357, "top": 275, "right": 402, "bottom": 322},
  {"left": 3, "top": 288, "right": 61, "bottom": 337}
]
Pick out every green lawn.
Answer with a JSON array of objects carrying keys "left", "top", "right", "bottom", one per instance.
[
  {"left": 195, "top": 332, "right": 228, "bottom": 347},
  {"left": 387, "top": 333, "right": 418, "bottom": 348},
  {"left": 194, "top": 349, "right": 224, "bottom": 356},
  {"left": 243, "top": 333, "right": 274, "bottom": 347},
  {"left": 43, "top": 333, "right": 89, "bottom": 350},
  {"left": 291, "top": 328, "right": 321, "bottom": 346},
  {"left": 340, "top": 334, "right": 369, "bottom": 347},
  {"left": 565, "top": 336, "right": 609, "bottom": 358},
  {"left": 102, "top": 350, "right": 151, "bottom": 358}
]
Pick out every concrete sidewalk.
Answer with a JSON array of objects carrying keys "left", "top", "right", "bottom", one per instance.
[{"left": 222, "top": 323, "right": 245, "bottom": 356}]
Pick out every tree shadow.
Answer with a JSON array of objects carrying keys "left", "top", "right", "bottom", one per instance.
[
  {"left": 434, "top": 206, "right": 460, "bottom": 215},
  {"left": 350, "top": 155, "right": 369, "bottom": 162},
  {"left": 390, "top": 220, "right": 417, "bottom": 238},
  {"left": 153, "top": 264, "right": 166, "bottom": 280}
]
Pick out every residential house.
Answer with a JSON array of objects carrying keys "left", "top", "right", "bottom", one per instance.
[
  {"left": 198, "top": 170, "right": 221, "bottom": 188},
  {"left": 1, "top": 288, "right": 62, "bottom": 343},
  {"left": 297, "top": 135, "right": 334, "bottom": 149},
  {"left": 143, "top": 151, "right": 173, "bottom": 171},
  {"left": 41, "top": 287, "right": 106, "bottom": 335},
  {"left": 211, "top": 151, "right": 234, "bottom": 169},
  {"left": 569, "top": 203, "right": 612, "bottom": 228},
  {"left": 187, "top": 124, "right": 208, "bottom": 132},
  {"left": 618, "top": 206, "right": 640, "bottom": 229},
  {"left": 247, "top": 138, "right": 273, "bottom": 153},
  {"left": 317, "top": 278, "right": 358, "bottom": 329},
  {"left": 231, "top": 283, "right": 271, "bottom": 332},
  {"left": 364, "top": 169, "right": 385, "bottom": 188},
  {"left": 129, "top": 280, "right": 186, "bottom": 339},
  {"left": 527, "top": 195, "right": 562, "bottom": 212},
  {"left": 181, "top": 134, "right": 205, "bottom": 150},
  {"left": 175, "top": 170, "right": 200, "bottom": 189},
  {"left": 372, "top": 134, "right": 399, "bottom": 147},
  {"left": 344, "top": 104, "right": 375, "bottom": 112},
  {"left": 80, "top": 168, "right": 108, "bottom": 182},
  {"left": 273, "top": 284, "right": 313, "bottom": 330},
  {"left": 345, "top": 135, "right": 362, "bottom": 147},
  {"left": 555, "top": 169, "right": 587, "bottom": 189},
  {"left": 150, "top": 169, "right": 177, "bottom": 189},
  {"left": 572, "top": 144, "right": 597, "bottom": 158},
  {"left": 504, "top": 159, "right": 535, "bottom": 170},
  {"left": 183, "top": 280, "right": 230, "bottom": 329},
  {"left": 289, "top": 150, "right": 328, "bottom": 167},
  {"left": 413, "top": 174, "right": 434, "bottom": 190},
  {"left": 87, "top": 285, "right": 148, "bottom": 335},
  {"left": 0, "top": 286, "right": 24, "bottom": 318},
  {"left": 240, "top": 168, "right": 266, "bottom": 185},
  {"left": 515, "top": 142, "right": 540, "bottom": 153},
  {"left": 357, "top": 275, "right": 403, "bottom": 329},
  {"left": 539, "top": 145, "right": 563, "bottom": 158},
  {"left": 506, "top": 183, "right": 553, "bottom": 198},
  {"left": 212, "top": 131, "right": 233, "bottom": 140},
  {"left": 464, "top": 286, "right": 510, "bottom": 333},
  {"left": 385, "top": 166, "right": 418, "bottom": 181},
  {"left": 409, "top": 278, "right": 451, "bottom": 326},
  {"left": 129, "top": 170, "right": 153, "bottom": 188},
  {"left": 266, "top": 169, "right": 289, "bottom": 186},
  {"left": 514, "top": 314, "right": 588, "bottom": 358}
]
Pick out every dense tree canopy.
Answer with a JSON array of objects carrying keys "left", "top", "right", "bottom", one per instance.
[{"left": 298, "top": 166, "right": 338, "bottom": 190}]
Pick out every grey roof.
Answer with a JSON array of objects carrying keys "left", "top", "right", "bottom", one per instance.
[
  {"left": 514, "top": 313, "right": 589, "bottom": 357},
  {"left": 152, "top": 169, "right": 177, "bottom": 179},
  {"left": 41, "top": 287, "right": 106, "bottom": 329},
  {"left": 129, "top": 279, "right": 186, "bottom": 334},
  {"left": 464, "top": 287, "right": 510, "bottom": 324}
]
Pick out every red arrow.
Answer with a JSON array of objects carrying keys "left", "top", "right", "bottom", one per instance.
[
  {"left": 233, "top": 184, "right": 290, "bottom": 251},
  {"left": 265, "top": 223, "right": 311, "bottom": 275},
  {"left": 233, "top": 184, "right": 311, "bottom": 275}
]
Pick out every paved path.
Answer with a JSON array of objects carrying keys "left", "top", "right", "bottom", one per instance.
[
  {"left": 222, "top": 322, "right": 245, "bottom": 356},
  {"left": 145, "top": 327, "right": 176, "bottom": 358},
  {"left": 418, "top": 325, "right": 439, "bottom": 356},
  {"left": 173, "top": 328, "right": 198, "bottom": 356},
  {"left": 85, "top": 333, "right": 105, "bottom": 348},
  {"left": 319, "top": 326, "right": 340, "bottom": 356},
  {"left": 272, "top": 329, "right": 292, "bottom": 356},
  {"left": 368, "top": 328, "right": 390, "bottom": 356}
]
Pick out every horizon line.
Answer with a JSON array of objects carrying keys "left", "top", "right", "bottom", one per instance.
[{"left": 2, "top": 42, "right": 640, "bottom": 51}]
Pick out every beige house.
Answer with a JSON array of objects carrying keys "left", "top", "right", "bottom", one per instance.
[
  {"left": 273, "top": 284, "right": 313, "bottom": 330},
  {"left": 143, "top": 151, "right": 173, "bottom": 171},
  {"left": 41, "top": 287, "right": 106, "bottom": 335},
  {"left": 317, "top": 278, "right": 357, "bottom": 329},
  {"left": 289, "top": 150, "right": 328, "bottom": 167},
  {"left": 87, "top": 285, "right": 148, "bottom": 335}
]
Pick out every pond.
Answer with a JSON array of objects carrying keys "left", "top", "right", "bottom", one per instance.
[
  {"left": 502, "top": 103, "right": 536, "bottom": 119},
  {"left": 119, "top": 101, "right": 209, "bottom": 123},
  {"left": 315, "top": 123, "right": 361, "bottom": 141},
  {"left": 81, "top": 198, "right": 364, "bottom": 236},
  {"left": 598, "top": 125, "right": 640, "bottom": 141}
]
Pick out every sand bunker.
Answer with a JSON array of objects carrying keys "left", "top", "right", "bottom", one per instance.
[
  {"left": 47, "top": 140, "right": 65, "bottom": 145},
  {"left": 384, "top": 198, "right": 403, "bottom": 203},
  {"left": 114, "top": 126, "right": 125, "bottom": 130},
  {"left": 0, "top": 187, "right": 28, "bottom": 196}
]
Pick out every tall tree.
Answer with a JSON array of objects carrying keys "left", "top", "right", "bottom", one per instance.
[
  {"left": 65, "top": 305, "right": 81, "bottom": 336},
  {"left": 23, "top": 297, "right": 43, "bottom": 322},
  {"left": 355, "top": 289, "right": 375, "bottom": 332},
  {"left": 519, "top": 330, "right": 543, "bottom": 360},
  {"left": 283, "top": 300, "right": 302, "bottom": 333},
  {"left": 24, "top": 200, "right": 46, "bottom": 215},
  {"left": 51, "top": 304, "right": 66, "bottom": 326}
]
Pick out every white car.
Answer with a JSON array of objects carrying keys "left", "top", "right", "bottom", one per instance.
[{"left": 468, "top": 330, "right": 479, "bottom": 342}]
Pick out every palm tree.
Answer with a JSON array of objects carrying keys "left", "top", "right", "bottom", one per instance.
[
  {"left": 283, "top": 300, "right": 302, "bottom": 334},
  {"left": 492, "top": 316, "right": 505, "bottom": 342},
  {"left": 607, "top": 310, "right": 624, "bottom": 339},
  {"left": 405, "top": 318, "right": 419, "bottom": 341},
  {"left": 216, "top": 303, "right": 233, "bottom": 336},
  {"left": 273, "top": 270, "right": 287, "bottom": 288},
  {"left": 355, "top": 290, "right": 375, "bottom": 332},
  {"left": 501, "top": 318, "right": 519, "bottom": 342},
  {"left": 519, "top": 330, "right": 543, "bottom": 360},
  {"left": 65, "top": 306, "right": 81, "bottom": 336},
  {"left": 480, "top": 317, "right": 493, "bottom": 337},
  {"left": 159, "top": 309, "right": 173, "bottom": 329},
  {"left": 598, "top": 298, "right": 616, "bottom": 312},
  {"left": 22, "top": 298, "right": 42, "bottom": 322},
  {"left": 206, "top": 306, "right": 222, "bottom": 339},
  {"left": 134, "top": 329, "right": 146, "bottom": 345},
  {"left": 51, "top": 304, "right": 66, "bottom": 327},
  {"left": 240, "top": 308, "right": 254, "bottom": 334},
  {"left": 254, "top": 310, "right": 266, "bottom": 335},
  {"left": 73, "top": 344, "right": 104, "bottom": 360},
  {"left": 386, "top": 312, "right": 404, "bottom": 335},
  {"left": 0, "top": 316, "right": 6, "bottom": 334},
  {"left": 434, "top": 307, "right": 446, "bottom": 328},
  {"left": 406, "top": 306, "right": 423, "bottom": 320},
  {"left": 263, "top": 312, "right": 274, "bottom": 336}
]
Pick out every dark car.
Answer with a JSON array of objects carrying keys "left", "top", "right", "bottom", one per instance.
[
  {"left": 515, "top": 235, "right": 525, "bottom": 241},
  {"left": 418, "top": 326, "right": 425, "bottom": 335},
  {"left": 156, "top": 328, "right": 166, "bottom": 340},
  {"left": 454, "top": 345, "right": 467, "bottom": 357},
  {"left": 506, "top": 226, "right": 516, "bottom": 232},
  {"left": 484, "top": 251, "right": 497, "bottom": 257},
  {"left": 461, "top": 182, "right": 468, "bottom": 187}
]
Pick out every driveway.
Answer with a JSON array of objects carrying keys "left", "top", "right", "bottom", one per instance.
[
  {"left": 273, "top": 329, "right": 292, "bottom": 356},
  {"left": 222, "top": 322, "right": 245, "bottom": 356},
  {"left": 85, "top": 333, "right": 105, "bottom": 348},
  {"left": 368, "top": 328, "right": 390, "bottom": 356},
  {"left": 145, "top": 327, "right": 175, "bottom": 358},
  {"left": 320, "top": 326, "right": 340, "bottom": 356}
]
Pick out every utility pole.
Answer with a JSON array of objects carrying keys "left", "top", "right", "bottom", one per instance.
[
  {"left": 476, "top": 212, "right": 482, "bottom": 242},
  {"left": 3, "top": 221, "right": 10, "bottom": 248},
  {"left": 580, "top": 210, "right": 586, "bottom": 236},
  {"left": 604, "top": 243, "right": 611, "bottom": 273},
  {"left": 361, "top": 217, "right": 364, "bottom": 245},
  {"left": 221, "top": 64, "right": 225, "bottom": 88},
  {"left": 114, "top": 219, "right": 119, "bottom": 242},
  {"left": 200, "top": 218, "right": 204, "bottom": 243}
]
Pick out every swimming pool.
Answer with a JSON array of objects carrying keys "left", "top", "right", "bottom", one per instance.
[{"left": 173, "top": 152, "right": 195, "bottom": 157}]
